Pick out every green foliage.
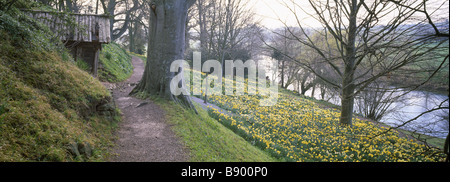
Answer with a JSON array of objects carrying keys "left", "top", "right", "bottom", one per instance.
[
  {"left": 383, "top": 41, "right": 449, "bottom": 93},
  {"left": 98, "top": 43, "right": 133, "bottom": 82},
  {"left": 0, "top": 102, "right": 8, "bottom": 116},
  {"left": 0, "top": 9, "right": 56, "bottom": 51},
  {"left": 0, "top": 0, "right": 38, "bottom": 11},
  {"left": 75, "top": 58, "right": 91, "bottom": 72},
  {"left": 0, "top": 7, "right": 119, "bottom": 161}
]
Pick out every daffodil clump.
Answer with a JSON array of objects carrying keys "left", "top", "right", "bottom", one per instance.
[{"left": 194, "top": 74, "right": 445, "bottom": 162}]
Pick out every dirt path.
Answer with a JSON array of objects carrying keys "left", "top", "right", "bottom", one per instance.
[
  {"left": 107, "top": 56, "right": 188, "bottom": 162},
  {"left": 192, "top": 96, "right": 226, "bottom": 113}
]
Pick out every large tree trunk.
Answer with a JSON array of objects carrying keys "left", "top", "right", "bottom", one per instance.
[{"left": 131, "top": 0, "right": 197, "bottom": 113}]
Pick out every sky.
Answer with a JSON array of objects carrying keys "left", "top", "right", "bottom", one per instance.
[
  {"left": 249, "top": 0, "right": 449, "bottom": 29},
  {"left": 75, "top": 0, "right": 449, "bottom": 30},
  {"left": 249, "top": 0, "right": 318, "bottom": 29}
]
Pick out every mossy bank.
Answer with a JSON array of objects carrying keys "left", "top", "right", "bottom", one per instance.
[
  {"left": 0, "top": 7, "right": 119, "bottom": 161},
  {"left": 98, "top": 43, "right": 133, "bottom": 83}
]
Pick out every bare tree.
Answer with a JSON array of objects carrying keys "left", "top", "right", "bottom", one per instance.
[
  {"left": 191, "top": 0, "right": 258, "bottom": 66},
  {"left": 364, "top": 0, "right": 449, "bottom": 159},
  {"left": 268, "top": 0, "right": 448, "bottom": 126},
  {"left": 99, "top": 0, "right": 143, "bottom": 41},
  {"left": 126, "top": 0, "right": 148, "bottom": 54},
  {"left": 269, "top": 27, "right": 304, "bottom": 89},
  {"left": 355, "top": 81, "right": 402, "bottom": 121}
]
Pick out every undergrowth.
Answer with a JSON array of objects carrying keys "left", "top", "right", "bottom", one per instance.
[
  {"left": 0, "top": 6, "right": 119, "bottom": 161},
  {"left": 98, "top": 42, "right": 133, "bottom": 83}
]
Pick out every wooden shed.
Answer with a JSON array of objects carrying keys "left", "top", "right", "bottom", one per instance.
[{"left": 27, "top": 10, "right": 111, "bottom": 77}]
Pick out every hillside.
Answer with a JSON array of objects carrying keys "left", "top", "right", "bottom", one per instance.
[
  {"left": 1, "top": 2, "right": 446, "bottom": 163},
  {"left": 187, "top": 71, "right": 447, "bottom": 162},
  {"left": 0, "top": 6, "right": 274, "bottom": 162},
  {"left": 120, "top": 55, "right": 277, "bottom": 162},
  {"left": 98, "top": 43, "right": 134, "bottom": 83},
  {"left": 0, "top": 8, "right": 119, "bottom": 161}
]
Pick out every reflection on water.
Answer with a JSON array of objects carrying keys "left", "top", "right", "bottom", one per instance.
[
  {"left": 304, "top": 88, "right": 449, "bottom": 139},
  {"left": 262, "top": 58, "right": 448, "bottom": 138},
  {"left": 383, "top": 91, "right": 449, "bottom": 138}
]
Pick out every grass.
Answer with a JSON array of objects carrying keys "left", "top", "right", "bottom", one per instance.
[
  {"left": 0, "top": 8, "right": 119, "bottom": 161},
  {"left": 398, "top": 129, "right": 446, "bottom": 149},
  {"left": 155, "top": 98, "right": 277, "bottom": 162},
  {"left": 207, "top": 95, "right": 446, "bottom": 162},
  {"left": 128, "top": 45, "right": 447, "bottom": 162},
  {"left": 98, "top": 42, "right": 133, "bottom": 83},
  {"left": 388, "top": 41, "right": 449, "bottom": 93},
  {"left": 128, "top": 51, "right": 147, "bottom": 64},
  {"left": 183, "top": 69, "right": 447, "bottom": 162},
  {"left": 132, "top": 55, "right": 275, "bottom": 162}
]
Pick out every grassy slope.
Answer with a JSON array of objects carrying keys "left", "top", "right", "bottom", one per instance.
[
  {"left": 206, "top": 88, "right": 447, "bottom": 162},
  {"left": 0, "top": 9, "right": 118, "bottom": 161},
  {"left": 283, "top": 88, "right": 446, "bottom": 149},
  {"left": 134, "top": 56, "right": 444, "bottom": 162},
  {"left": 98, "top": 43, "right": 133, "bottom": 83},
  {"left": 131, "top": 54, "right": 275, "bottom": 162},
  {"left": 389, "top": 41, "right": 449, "bottom": 93},
  {"left": 180, "top": 69, "right": 446, "bottom": 162},
  {"left": 156, "top": 99, "right": 277, "bottom": 162},
  {"left": 77, "top": 39, "right": 274, "bottom": 162}
]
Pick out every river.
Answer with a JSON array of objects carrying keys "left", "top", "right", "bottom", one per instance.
[
  {"left": 302, "top": 88, "right": 449, "bottom": 139},
  {"left": 260, "top": 58, "right": 448, "bottom": 138}
]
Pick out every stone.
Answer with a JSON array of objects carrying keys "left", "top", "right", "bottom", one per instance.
[
  {"left": 97, "top": 103, "right": 115, "bottom": 112},
  {"left": 78, "top": 142, "right": 93, "bottom": 158},
  {"left": 67, "top": 142, "right": 81, "bottom": 158}
]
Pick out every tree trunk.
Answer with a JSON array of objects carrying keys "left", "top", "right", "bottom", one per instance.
[
  {"left": 340, "top": 80, "right": 355, "bottom": 126},
  {"left": 58, "top": 0, "right": 64, "bottom": 11},
  {"left": 320, "top": 84, "right": 326, "bottom": 100},
  {"left": 131, "top": 0, "right": 197, "bottom": 113},
  {"left": 65, "top": 0, "right": 73, "bottom": 12},
  {"left": 108, "top": 0, "right": 116, "bottom": 37},
  {"left": 280, "top": 60, "right": 285, "bottom": 88},
  {"left": 445, "top": 134, "right": 449, "bottom": 162},
  {"left": 339, "top": 0, "right": 358, "bottom": 126},
  {"left": 129, "top": 20, "right": 135, "bottom": 53},
  {"left": 197, "top": 0, "right": 207, "bottom": 52},
  {"left": 95, "top": 0, "right": 99, "bottom": 14}
]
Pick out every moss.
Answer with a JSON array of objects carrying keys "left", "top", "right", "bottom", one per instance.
[
  {"left": 0, "top": 9, "right": 119, "bottom": 162},
  {"left": 75, "top": 58, "right": 91, "bottom": 72},
  {"left": 98, "top": 43, "right": 133, "bottom": 83}
]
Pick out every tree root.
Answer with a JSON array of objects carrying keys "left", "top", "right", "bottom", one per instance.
[{"left": 171, "top": 94, "right": 198, "bottom": 115}]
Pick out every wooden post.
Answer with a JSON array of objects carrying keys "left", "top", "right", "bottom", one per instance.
[
  {"left": 93, "top": 44, "right": 100, "bottom": 78},
  {"left": 76, "top": 46, "right": 82, "bottom": 62},
  {"left": 204, "top": 76, "right": 208, "bottom": 104}
]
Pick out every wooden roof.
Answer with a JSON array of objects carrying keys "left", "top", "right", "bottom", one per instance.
[{"left": 26, "top": 10, "right": 111, "bottom": 44}]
